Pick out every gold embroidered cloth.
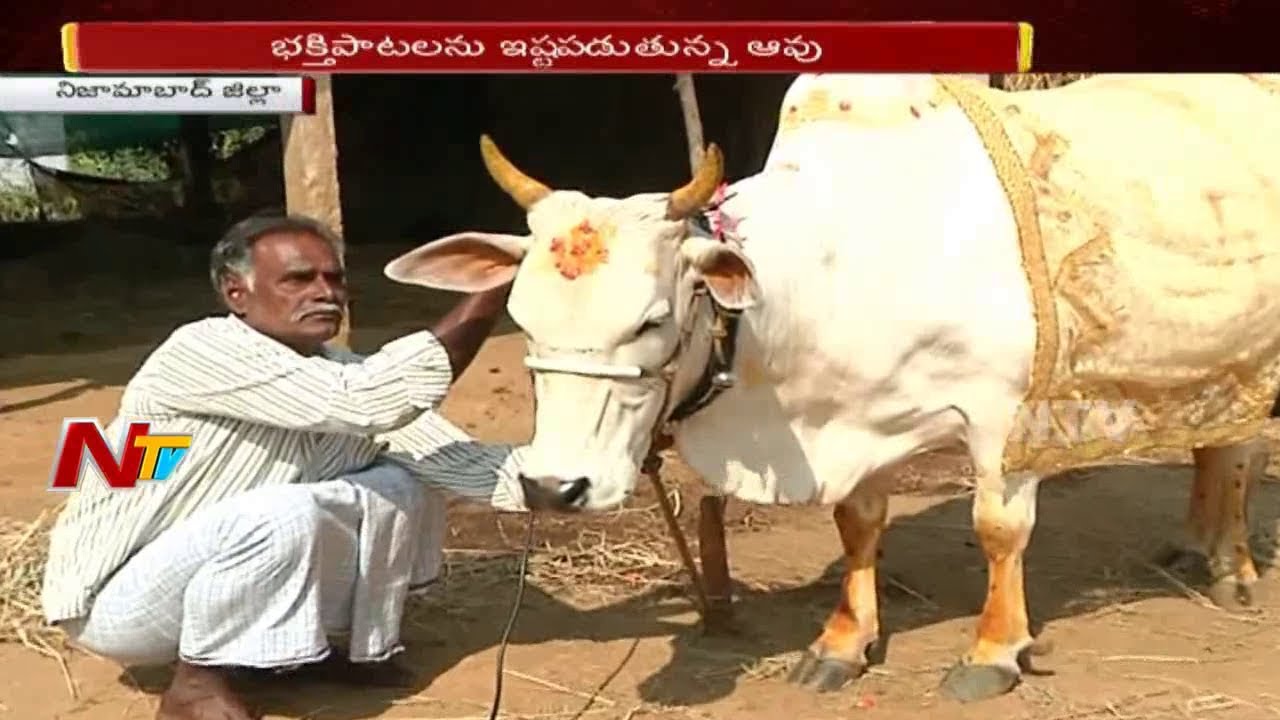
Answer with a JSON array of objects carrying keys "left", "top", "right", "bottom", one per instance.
[{"left": 931, "top": 75, "right": 1280, "bottom": 475}]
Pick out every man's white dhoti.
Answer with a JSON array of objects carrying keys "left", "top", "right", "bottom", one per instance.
[
  {"left": 42, "top": 316, "right": 527, "bottom": 669},
  {"left": 61, "top": 463, "right": 445, "bottom": 668}
]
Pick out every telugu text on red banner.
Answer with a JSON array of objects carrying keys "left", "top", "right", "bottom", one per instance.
[{"left": 61, "top": 22, "right": 1033, "bottom": 74}]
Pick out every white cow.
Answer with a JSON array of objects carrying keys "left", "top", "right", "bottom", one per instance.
[{"left": 386, "top": 74, "right": 1280, "bottom": 701}]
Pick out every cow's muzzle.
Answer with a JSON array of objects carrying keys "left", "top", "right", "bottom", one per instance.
[{"left": 518, "top": 474, "right": 591, "bottom": 512}]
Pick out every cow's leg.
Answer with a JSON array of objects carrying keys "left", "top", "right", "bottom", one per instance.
[
  {"left": 1190, "top": 441, "right": 1266, "bottom": 609},
  {"left": 940, "top": 464, "right": 1041, "bottom": 702},
  {"left": 1155, "top": 443, "right": 1232, "bottom": 571},
  {"left": 788, "top": 479, "right": 889, "bottom": 692},
  {"left": 1187, "top": 450, "right": 1227, "bottom": 558}
]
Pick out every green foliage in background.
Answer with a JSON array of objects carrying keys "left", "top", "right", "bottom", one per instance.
[
  {"left": 0, "top": 182, "right": 41, "bottom": 223},
  {"left": 0, "top": 125, "right": 271, "bottom": 222},
  {"left": 69, "top": 145, "right": 171, "bottom": 182},
  {"left": 212, "top": 125, "right": 269, "bottom": 161},
  {"left": 67, "top": 125, "right": 271, "bottom": 181}
]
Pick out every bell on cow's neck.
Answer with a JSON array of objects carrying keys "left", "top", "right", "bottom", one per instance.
[{"left": 712, "top": 371, "right": 735, "bottom": 388}]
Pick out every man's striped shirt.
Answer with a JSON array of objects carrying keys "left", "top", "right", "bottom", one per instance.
[{"left": 41, "top": 314, "right": 526, "bottom": 624}]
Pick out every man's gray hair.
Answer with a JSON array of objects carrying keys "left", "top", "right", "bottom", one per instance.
[{"left": 209, "top": 213, "right": 346, "bottom": 296}]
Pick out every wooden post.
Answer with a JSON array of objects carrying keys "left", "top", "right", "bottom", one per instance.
[
  {"left": 674, "top": 75, "right": 705, "bottom": 172},
  {"left": 281, "top": 74, "right": 352, "bottom": 350},
  {"left": 697, "top": 494, "right": 733, "bottom": 630},
  {"left": 674, "top": 73, "right": 735, "bottom": 633}
]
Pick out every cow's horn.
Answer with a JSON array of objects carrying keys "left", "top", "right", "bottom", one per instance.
[
  {"left": 666, "top": 143, "right": 725, "bottom": 220},
  {"left": 479, "top": 134, "right": 552, "bottom": 210}
]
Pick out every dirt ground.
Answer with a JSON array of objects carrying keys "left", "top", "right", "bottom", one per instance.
[{"left": 3, "top": 242, "right": 1280, "bottom": 720}]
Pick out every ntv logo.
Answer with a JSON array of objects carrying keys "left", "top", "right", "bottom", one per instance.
[{"left": 47, "top": 418, "right": 192, "bottom": 491}]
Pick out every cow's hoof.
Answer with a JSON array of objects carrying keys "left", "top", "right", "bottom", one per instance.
[
  {"left": 939, "top": 662, "right": 1020, "bottom": 702},
  {"left": 787, "top": 651, "right": 863, "bottom": 692},
  {"left": 1027, "top": 636, "right": 1055, "bottom": 657},
  {"left": 1207, "top": 576, "right": 1255, "bottom": 611},
  {"left": 1154, "top": 544, "right": 1202, "bottom": 574}
]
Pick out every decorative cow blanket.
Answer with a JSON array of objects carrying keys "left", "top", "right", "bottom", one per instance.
[{"left": 777, "top": 74, "right": 1280, "bottom": 476}]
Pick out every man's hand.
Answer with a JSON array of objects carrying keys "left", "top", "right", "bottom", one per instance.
[{"left": 430, "top": 284, "right": 512, "bottom": 379}]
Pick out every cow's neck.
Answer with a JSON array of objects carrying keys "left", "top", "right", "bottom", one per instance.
[{"left": 662, "top": 291, "right": 738, "bottom": 426}]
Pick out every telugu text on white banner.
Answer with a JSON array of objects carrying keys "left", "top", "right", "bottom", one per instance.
[{"left": 0, "top": 75, "right": 314, "bottom": 114}]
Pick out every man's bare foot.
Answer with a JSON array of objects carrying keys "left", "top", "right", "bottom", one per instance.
[{"left": 156, "top": 661, "right": 256, "bottom": 720}]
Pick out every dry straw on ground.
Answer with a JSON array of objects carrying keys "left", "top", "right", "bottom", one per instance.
[
  {"left": 410, "top": 524, "right": 686, "bottom": 621},
  {"left": 0, "top": 508, "right": 80, "bottom": 697},
  {"left": 2, "top": 505, "right": 684, "bottom": 702},
  {"left": 0, "top": 509, "right": 59, "bottom": 647},
  {"left": 0, "top": 511, "right": 684, "bottom": 647}
]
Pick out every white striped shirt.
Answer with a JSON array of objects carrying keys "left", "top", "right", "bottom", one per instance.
[{"left": 41, "top": 314, "right": 526, "bottom": 624}]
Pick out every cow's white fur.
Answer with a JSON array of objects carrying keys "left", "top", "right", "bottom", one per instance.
[
  {"left": 675, "top": 94, "right": 1034, "bottom": 506},
  {"left": 388, "top": 74, "right": 1038, "bottom": 513}
]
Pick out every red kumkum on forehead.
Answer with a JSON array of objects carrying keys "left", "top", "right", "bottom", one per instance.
[{"left": 549, "top": 219, "right": 609, "bottom": 280}]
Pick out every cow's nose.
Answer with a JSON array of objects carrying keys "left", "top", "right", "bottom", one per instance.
[{"left": 518, "top": 475, "right": 590, "bottom": 511}]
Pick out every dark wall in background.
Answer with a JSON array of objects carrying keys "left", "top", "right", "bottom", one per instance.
[{"left": 332, "top": 74, "right": 795, "bottom": 245}]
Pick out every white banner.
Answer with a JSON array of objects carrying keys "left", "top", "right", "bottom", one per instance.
[{"left": 0, "top": 75, "right": 313, "bottom": 114}]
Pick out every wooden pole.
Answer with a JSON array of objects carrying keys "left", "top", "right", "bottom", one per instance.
[
  {"left": 281, "top": 74, "right": 352, "bottom": 350},
  {"left": 674, "top": 75, "right": 706, "bottom": 172},
  {"left": 672, "top": 73, "right": 735, "bottom": 633}
]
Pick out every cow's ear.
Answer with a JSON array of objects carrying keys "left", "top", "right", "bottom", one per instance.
[
  {"left": 680, "top": 236, "right": 761, "bottom": 310},
  {"left": 385, "top": 232, "right": 531, "bottom": 293}
]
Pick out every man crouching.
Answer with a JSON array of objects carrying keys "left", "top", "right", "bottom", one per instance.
[{"left": 41, "top": 214, "right": 533, "bottom": 720}]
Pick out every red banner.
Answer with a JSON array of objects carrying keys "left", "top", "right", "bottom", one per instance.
[{"left": 61, "top": 21, "right": 1032, "bottom": 74}]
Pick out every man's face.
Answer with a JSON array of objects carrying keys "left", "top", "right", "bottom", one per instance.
[{"left": 221, "top": 230, "right": 347, "bottom": 354}]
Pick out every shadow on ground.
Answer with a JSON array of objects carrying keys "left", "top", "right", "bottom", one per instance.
[{"left": 107, "top": 466, "right": 1280, "bottom": 718}]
